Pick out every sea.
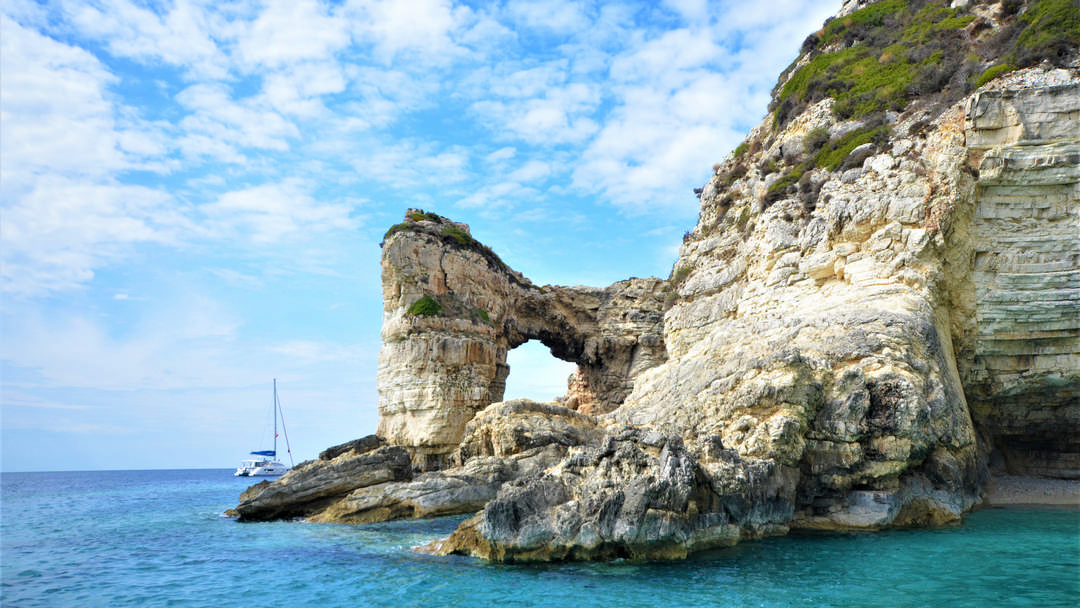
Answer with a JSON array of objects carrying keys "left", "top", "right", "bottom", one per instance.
[{"left": 1, "top": 469, "right": 1077, "bottom": 608}]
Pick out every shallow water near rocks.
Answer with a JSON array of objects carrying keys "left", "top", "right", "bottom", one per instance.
[{"left": 3, "top": 469, "right": 1077, "bottom": 607}]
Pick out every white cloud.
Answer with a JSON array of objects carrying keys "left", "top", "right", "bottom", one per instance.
[
  {"left": 176, "top": 133, "right": 246, "bottom": 163},
  {"left": 509, "top": 160, "right": 553, "bottom": 183},
  {"left": 503, "top": 0, "right": 591, "bottom": 35},
  {"left": 1, "top": 178, "right": 186, "bottom": 297},
  {"left": 472, "top": 81, "right": 601, "bottom": 145},
  {"left": 63, "top": 0, "right": 229, "bottom": 79},
  {"left": 0, "top": 22, "right": 189, "bottom": 296},
  {"left": 176, "top": 83, "right": 300, "bottom": 153},
  {"left": 457, "top": 11, "right": 517, "bottom": 53},
  {"left": 339, "top": 66, "right": 442, "bottom": 129},
  {"left": 262, "top": 61, "right": 348, "bottom": 117},
  {"left": 346, "top": 140, "right": 471, "bottom": 190},
  {"left": 345, "top": 0, "right": 470, "bottom": 64},
  {"left": 610, "top": 27, "right": 722, "bottom": 86},
  {"left": 200, "top": 180, "right": 359, "bottom": 244},
  {"left": 456, "top": 180, "right": 537, "bottom": 210},
  {"left": 484, "top": 61, "right": 570, "bottom": 98},
  {"left": 236, "top": 0, "right": 350, "bottom": 69},
  {"left": 207, "top": 267, "right": 266, "bottom": 290},
  {"left": 662, "top": 0, "right": 708, "bottom": 22},
  {"left": 0, "top": 18, "right": 161, "bottom": 186},
  {"left": 486, "top": 147, "right": 517, "bottom": 164},
  {"left": 715, "top": 0, "right": 830, "bottom": 32}
]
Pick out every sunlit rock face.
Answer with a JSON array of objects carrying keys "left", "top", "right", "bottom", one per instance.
[
  {"left": 433, "top": 66, "right": 1078, "bottom": 559},
  {"left": 361, "top": 1, "right": 1080, "bottom": 561},
  {"left": 376, "top": 211, "right": 667, "bottom": 470},
  {"left": 244, "top": 3, "right": 1078, "bottom": 560}
]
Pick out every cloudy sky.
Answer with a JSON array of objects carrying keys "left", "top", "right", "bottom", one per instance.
[{"left": 1, "top": 0, "right": 838, "bottom": 472}]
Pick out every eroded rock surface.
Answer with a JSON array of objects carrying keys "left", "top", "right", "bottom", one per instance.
[
  {"left": 240, "top": 0, "right": 1079, "bottom": 563},
  {"left": 235, "top": 438, "right": 411, "bottom": 521},
  {"left": 377, "top": 211, "right": 666, "bottom": 469},
  {"left": 438, "top": 429, "right": 794, "bottom": 561},
  {"left": 961, "top": 83, "right": 1080, "bottom": 478},
  {"left": 436, "top": 69, "right": 1076, "bottom": 559},
  {"left": 456, "top": 399, "right": 603, "bottom": 462}
]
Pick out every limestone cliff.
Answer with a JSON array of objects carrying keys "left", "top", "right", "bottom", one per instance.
[
  {"left": 960, "top": 84, "right": 1080, "bottom": 478},
  {"left": 237, "top": 0, "right": 1079, "bottom": 562},
  {"left": 435, "top": 0, "right": 1078, "bottom": 558}
]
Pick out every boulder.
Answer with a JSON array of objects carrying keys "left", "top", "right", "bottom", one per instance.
[
  {"left": 456, "top": 399, "right": 603, "bottom": 462},
  {"left": 437, "top": 428, "right": 793, "bottom": 562},
  {"left": 235, "top": 443, "right": 411, "bottom": 521},
  {"left": 310, "top": 456, "right": 516, "bottom": 524}
]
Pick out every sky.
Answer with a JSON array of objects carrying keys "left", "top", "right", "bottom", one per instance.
[{"left": 1, "top": 0, "right": 839, "bottom": 472}]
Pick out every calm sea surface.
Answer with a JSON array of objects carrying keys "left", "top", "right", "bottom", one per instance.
[{"left": 2, "top": 469, "right": 1077, "bottom": 607}]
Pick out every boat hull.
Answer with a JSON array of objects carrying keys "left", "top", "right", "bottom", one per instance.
[{"left": 234, "top": 460, "right": 289, "bottom": 477}]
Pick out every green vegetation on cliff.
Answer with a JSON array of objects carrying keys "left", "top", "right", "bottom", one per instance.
[
  {"left": 771, "top": 0, "right": 1080, "bottom": 128},
  {"left": 407, "top": 295, "right": 443, "bottom": 316},
  {"left": 380, "top": 209, "right": 511, "bottom": 273},
  {"left": 711, "top": 0, "right": 1080, "bottom": 214}
]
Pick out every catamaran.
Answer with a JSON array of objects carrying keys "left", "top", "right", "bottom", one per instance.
[{"left": 235, "top": 379, "right": 294, "bottom": 477}]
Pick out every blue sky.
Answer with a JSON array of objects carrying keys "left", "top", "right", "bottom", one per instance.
[{"left": 1, "top": 0, "right": 838, "bottom": 472}]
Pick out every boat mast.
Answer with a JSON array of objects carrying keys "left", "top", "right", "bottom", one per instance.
[{"left": 273, "top": 378, "right": 278, "bottom": 458}]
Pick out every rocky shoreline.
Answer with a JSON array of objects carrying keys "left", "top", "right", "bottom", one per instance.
[
  {"left": 233, "top": 0, "right": 1080, "bottom": 562},
  {"left": 983, "top": 475, "right": 1080, "bottom": 508}
]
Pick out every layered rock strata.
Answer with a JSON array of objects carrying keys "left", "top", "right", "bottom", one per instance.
[
  {"left": 234, "top": 438, "right": 412, "bottom": 521},
  {"left": 962, "top": 84, "right": 1080, "bottom": 478}
]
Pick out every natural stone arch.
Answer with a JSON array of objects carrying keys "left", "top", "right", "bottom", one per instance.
[{"left": 376, "top": 210, "right": 668, "bottom": 469}]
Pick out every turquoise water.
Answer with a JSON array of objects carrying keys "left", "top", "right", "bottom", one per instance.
[{"left": 2, "top": 470, "right": 1077, "bottom": 607}]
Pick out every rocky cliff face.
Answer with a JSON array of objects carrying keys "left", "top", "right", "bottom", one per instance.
[
  {"left": 238, "top": 0, "right": 1078, "bottom": 562},
  {"left": 960, "top": 83, "right": 1080, "bottom": 478}
]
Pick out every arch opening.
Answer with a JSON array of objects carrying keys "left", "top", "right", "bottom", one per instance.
[{"left": 503, "top": 340, "right": 577, "bottom": 404}]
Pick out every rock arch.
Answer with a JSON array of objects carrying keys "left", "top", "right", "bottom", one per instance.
[{"left": 376, "top": 210, "right": 668, "bottom": 469}]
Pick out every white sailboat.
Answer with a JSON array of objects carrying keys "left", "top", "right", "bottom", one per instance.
[{"left": 235, "top": 379, "right": 294, "bottom": 477}]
